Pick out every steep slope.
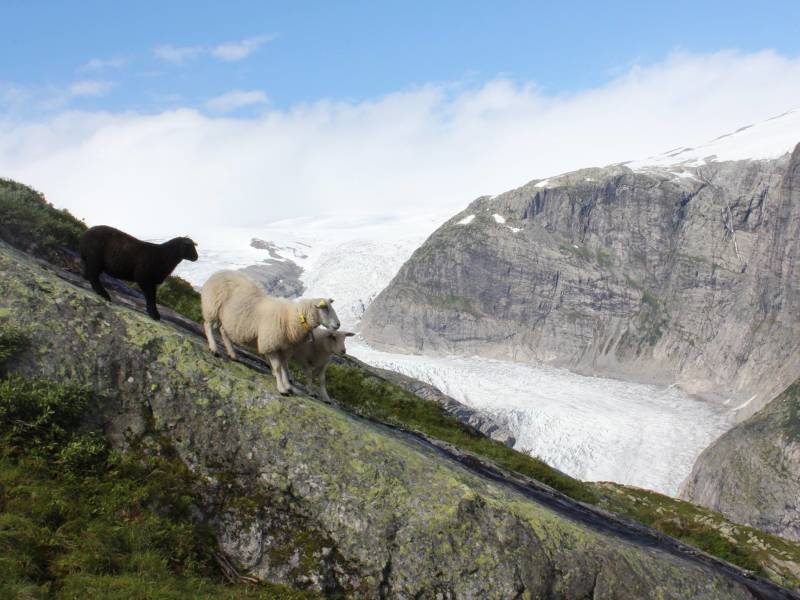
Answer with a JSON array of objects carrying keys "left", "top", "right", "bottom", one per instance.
[
  {"left": 680, "top": 379, "right": 800, "bottom": 542},
  {"left": 2, "top": 244, "right": 798, "bottom": 598},
  {"left": 362, "top": 113, "right": 800, "bottom": 420}
]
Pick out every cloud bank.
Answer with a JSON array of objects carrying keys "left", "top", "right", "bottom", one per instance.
[{"left": 2, "top": 50, "right": 800, "bottom": 237}]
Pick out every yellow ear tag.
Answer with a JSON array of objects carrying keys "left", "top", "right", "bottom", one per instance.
[
  {"left": 317, "top": 300, "right": 328, "bottom": 308},
  {"left": 298, "top": 313, "right": 310, "bottom": 331}
]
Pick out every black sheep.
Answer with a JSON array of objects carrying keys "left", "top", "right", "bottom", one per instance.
[{"left": 80, "top": 225, "right": 198, "bottom": 320}]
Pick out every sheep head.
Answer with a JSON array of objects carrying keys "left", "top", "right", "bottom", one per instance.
[
  {"left": 313, "top": 298, "right": 340, "bottom": 330},
  {"left": 324, "top": 330, "right": 355, "bottom": 355},
  {"left": 176, "top": 236, "right": 199, "bottom": 261}
]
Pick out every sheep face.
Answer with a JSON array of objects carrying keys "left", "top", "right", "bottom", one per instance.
[
  {"left": 314, "top": 298, "right": 340, "bottom": 330},
  {"left": 179, "top": 237, "right": 199, "bottom": 261},
  {"left": 324, "top": 331, "right": 356, "bottom": 355}
]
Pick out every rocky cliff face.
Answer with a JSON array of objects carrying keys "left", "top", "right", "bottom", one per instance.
[
  {"left": 363, "top": 144, "right": 800, "bottom": 420},
  {"left": 1, "top": 242, "right": 791, "bottom": 599},
  {"left": 680, "top": 379, "right": 800, "bottom": 542}
]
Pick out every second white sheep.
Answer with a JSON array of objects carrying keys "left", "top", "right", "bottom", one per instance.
[{"left": 291, "top": 330, "right": 355, "bottom": 403}]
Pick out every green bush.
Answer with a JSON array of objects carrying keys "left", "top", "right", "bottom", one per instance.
[
  {"left": 158, "top": 276, "right": 203, "bottom": 323},
  {"left": 0, "top": 323, "right": 28, "bottom": 369},
  {"left": 0, "top": 376, "right": 92, "bottom": 455},
  {"left": 0, "top": 178, "right": 86, "bottom": 262}
]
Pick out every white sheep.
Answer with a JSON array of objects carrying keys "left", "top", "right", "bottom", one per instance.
[
  {"left": 200, "top": 270, "right": 340, "bottom": 395},
  {"left": 290, "top": 330, "right": 355, "bottom": 403}
]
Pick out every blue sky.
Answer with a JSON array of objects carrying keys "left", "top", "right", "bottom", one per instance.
[
  {"left": 2, "top": 2, "right": 800, "bottom": 235},
  {"left": 3, "top": 1, "right": 800, "bottom": 115}
]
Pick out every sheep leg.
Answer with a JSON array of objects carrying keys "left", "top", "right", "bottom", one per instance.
[
  {"left": 318, "top": 363, "right": 333, "bottom": 404},
  {"left": 140, "top": 282, "right": 161, "bottom": 321},
  {"left": 303, "top": 366, "right": 319, "bottom": 397},
  {"left": 204, "top": 321, "right": 220, "bottom": 355},
  {"left": 266, "top": 352, "right": 290, "bottom": 395},
  {"left": 279, "top": 351, "right": 304, "bottom": 395},
  {"left": 83, "top": 262, "right": 111, "bottom": 301},
  {"left": 219, "top": 327, "right": 237, "bottom": 359}
]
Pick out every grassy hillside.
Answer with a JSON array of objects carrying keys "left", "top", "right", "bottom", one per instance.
[{"left": 0, "top": 179, "right": 202, "bottom": 323}]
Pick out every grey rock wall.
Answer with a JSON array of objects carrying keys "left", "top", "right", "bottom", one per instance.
[{"left": 363, "top": 145, "right": 800, "bottom": 420}]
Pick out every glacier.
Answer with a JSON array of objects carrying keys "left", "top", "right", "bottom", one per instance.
[{"left": 348, "top": 342, "right": 733, "bottom": 496}]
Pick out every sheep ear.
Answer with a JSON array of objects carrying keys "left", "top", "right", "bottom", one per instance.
[
  {"left": 329, "top": 298, "right": 334, "bottom": 304},
  {"left": 344, "top": 332, "right": 355, "bottom": 337},
  {"left": 316, "top": 300, "right": 328, "bottom": 308}
]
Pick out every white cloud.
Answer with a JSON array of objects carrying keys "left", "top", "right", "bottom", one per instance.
[
  {"left": 206, "top": 90, "right": 269, "bottom": 113},
  {"left": 80, "top": 57, "right": 126, "bottom": 71},
  {"left": 67, "top": 80, "right": 114, "bottom": 98},
  {"left": 153, "top": 44, "right": 203, "bottom": 64},
  {"left": 2, "top": 50, "right": 800, "bottom": 238},
  {"left": 211, "top": 35, "right": 272, "bottom": 62}
]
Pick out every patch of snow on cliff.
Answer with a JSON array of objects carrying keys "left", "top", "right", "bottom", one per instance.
[
  {"left": 629, "top": 108, "right": 800, "bottom": 169},
  {"left": 457, "top": 214, "right": 476, "bottom": 225},
  {"left": 349, "top": 342, "right": 734, "bottom": 496},
  {"left": 492, "top": 213, "right": 506, "bottom": 224}
]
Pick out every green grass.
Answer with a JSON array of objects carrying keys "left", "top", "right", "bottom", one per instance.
[
  {"left": 782, "top": 380, "right": 800, "bottom": 442},
  {"left": 0, "top": 179, "right": 86, "bottom": 266},
  {"left": 592, "top": 482, "right": 800, "bottom": 589},
  {"left": 0, "top": 325, "right": 317, "bottom": 600},
  {"left": 325, "top": 362, "right": 598, "bottom": 503},
  {"left": 0, "top": 323, "right": 29, "bottom": 371}
]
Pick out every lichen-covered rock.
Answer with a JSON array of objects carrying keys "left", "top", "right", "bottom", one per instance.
[
  {"left": 362, "top": 146, "right": 800, "bottom": 421},
  {"left": 0, "top": 242, "right": 778, "bottom": 598},
  {"left": 680, "top": 380, "right": 800, "bottom": 542}
]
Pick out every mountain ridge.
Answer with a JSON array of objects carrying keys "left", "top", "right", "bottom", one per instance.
[{"left": 362, "top": 141, "right": 800, "bottom": 421}]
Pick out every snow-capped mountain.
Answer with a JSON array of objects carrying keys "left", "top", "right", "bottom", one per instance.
[{"left": 627, "top": 107, "right": 800, "bottom": 169}]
